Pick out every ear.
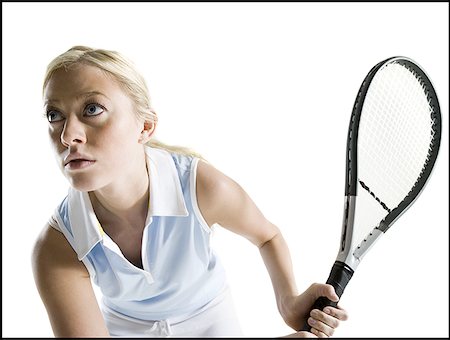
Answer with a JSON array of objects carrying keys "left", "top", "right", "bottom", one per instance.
[{"left": 138, "top": 120, "right": 156, "bottom": 144}]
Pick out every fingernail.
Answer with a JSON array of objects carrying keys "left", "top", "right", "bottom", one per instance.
[
  {"left": 309, "top": 317, "right": 316, "bottom": 325},
  {"left": 324, "top": 308, "right": 331, "bottom": 314}
]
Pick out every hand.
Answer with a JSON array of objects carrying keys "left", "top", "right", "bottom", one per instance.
[
  {"left": 279, "top": 283, "right": 348, "bottom": 337},
  {"left": 305, "top": 305, "right": 347, "bottom": 337}
]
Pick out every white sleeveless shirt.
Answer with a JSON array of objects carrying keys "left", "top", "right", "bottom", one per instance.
[{"left": 49, "top": 146, "right": 232, "bottom": 327}]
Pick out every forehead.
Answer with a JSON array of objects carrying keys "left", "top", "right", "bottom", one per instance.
[{"left": 44, "top": 63, "right": 124, "bottom": 101}]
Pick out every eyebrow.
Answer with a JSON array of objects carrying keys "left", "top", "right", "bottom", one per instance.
[{"left": 44, "top": 91, "right": 111, "bottom": 107}]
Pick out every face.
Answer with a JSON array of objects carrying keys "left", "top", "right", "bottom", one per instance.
[{"left": 43, "top": 63, "right": 153, "bottom": 192}]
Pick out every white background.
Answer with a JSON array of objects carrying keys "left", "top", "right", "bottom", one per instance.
[{"left": 2, "top": 2, "right": 449, "bottom": 338}]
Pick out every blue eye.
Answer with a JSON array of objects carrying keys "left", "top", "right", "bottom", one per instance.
[
  {"left": 84, "top": 103, "right": 104, "bottom": 116},
  {"left": 46, "top": 110, "right": 64, "bottom": 123}
]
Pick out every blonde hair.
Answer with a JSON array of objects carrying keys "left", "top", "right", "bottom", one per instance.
[{"left": 43, "top": 45, "right": 204, "bottom": 159}]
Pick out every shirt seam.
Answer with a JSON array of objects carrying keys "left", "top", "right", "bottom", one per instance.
[{"left": 189, "top": 157, "right": 212, "bottom": 234}]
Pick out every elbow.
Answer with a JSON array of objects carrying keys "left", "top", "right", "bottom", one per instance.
[{"left": 256, "top": 222, "right": 281, "bottom": 249}]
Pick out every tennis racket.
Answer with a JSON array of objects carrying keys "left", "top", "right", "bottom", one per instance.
[{"left": 303, "top": 56, "right": 442, "bottom": 331}]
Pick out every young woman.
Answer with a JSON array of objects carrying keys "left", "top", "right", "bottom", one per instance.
[{"left": 32, "top": 46, "right": 348, "bottom": 338}]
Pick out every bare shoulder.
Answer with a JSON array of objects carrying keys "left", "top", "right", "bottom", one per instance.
[
  {"left": 196, "top": 160, "right": 278, "bottom": 246},
  {"left": 196, "top": 160, "right": 243, "bottom": 199},
  {"left": 31, "top": 223, "right": 109, "bottom": 336},
  {"left": 196, "top": 160, "right": 246, "bottom": 223},
  {"left": 31, "top": 223, "right": 88, "bottom": 279}
]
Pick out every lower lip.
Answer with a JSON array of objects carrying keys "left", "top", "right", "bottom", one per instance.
[{"left": 65, "top": 160, "right": 96, "bottom": 171}]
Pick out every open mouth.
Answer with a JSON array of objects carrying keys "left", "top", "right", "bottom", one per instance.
[{"left": 65, "top": 159, "right": 96, "bottom": 170}]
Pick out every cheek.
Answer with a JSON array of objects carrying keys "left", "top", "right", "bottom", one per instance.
[
  {"left": 48, "top": 127, "right": 63, "bottom": 152},
  {"left": 93, "top": 120, "right": 142, "bottom": 145},
  {"left": 86, "top": 125, "right": 142, "bottom": 163}
]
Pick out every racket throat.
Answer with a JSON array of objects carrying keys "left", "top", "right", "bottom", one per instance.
[
  {"left": 352, "top": 228, "right": 384, "bottom": 260},
  {"left": 336, "top": 195, "right": 360, "bottom": 270},
  {"left": 337, "top": 195, "right": 385, "bottom": 270}
]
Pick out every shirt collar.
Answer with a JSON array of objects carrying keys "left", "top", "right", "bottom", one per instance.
[
  {"left": 68, "top": 146, "right": 189, "bottom": 260},
  {"left": 145, "top": 146, "right": 189, "bottom": 218}
]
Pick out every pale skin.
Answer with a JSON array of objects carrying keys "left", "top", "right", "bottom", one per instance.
[{"left": 32, "top": 63, "right": 348, "bottom": 338}]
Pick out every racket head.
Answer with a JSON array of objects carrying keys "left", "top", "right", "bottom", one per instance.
[
  {"left": 302, "top": 57, "right": 442, "bottom": 332},
  {"left": 340, "top": 56, "right": 442, "bottom": 267}
]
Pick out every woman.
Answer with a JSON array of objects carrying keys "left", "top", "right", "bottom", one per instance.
[{"left": 32, "top": 46, "right": 348, "bottom": 337}]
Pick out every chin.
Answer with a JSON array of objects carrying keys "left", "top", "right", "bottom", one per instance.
[{"left": 66, "top": 176, "right": 105, "bottom": 193}]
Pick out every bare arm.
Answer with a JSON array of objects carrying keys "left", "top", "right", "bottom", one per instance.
[
  {"left": 196, "top": 160, "right": 347, "bottom": 336},
  {"left": 196, "top": 160, "right": 298, "bottom": 313},
  {"left": 31, "top": 224, "right": 109, "bottom": 337}
]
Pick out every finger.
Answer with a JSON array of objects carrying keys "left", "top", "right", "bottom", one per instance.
[
  {"left": 300, "top": 331, "right": 319, "bottom": 338},
  {"left": 299, "top": 331, "right": 318, "bottom": 338},
  {"left": 312, "top": 309, "right": 339, "bottom": 328},
  {"left": 308, "top": 314, "right": 335, "bottom": 337},
  {"left": 281, "top": 331, "right": 318, "bottom": 338},
  {"left": 324, "top": 306, "right": 348, "bottom": 321},
  {"left": 310, "top": 327, "right": 328, "bottom": 338}
]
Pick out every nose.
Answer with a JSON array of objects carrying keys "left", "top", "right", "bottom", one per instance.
[{"left": 60, "top": 116, "right": 87, "bottom": 147}]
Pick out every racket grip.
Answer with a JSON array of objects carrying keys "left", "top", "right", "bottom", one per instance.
[{"left": 301, "top": 261, "right": 353, "bottom": 331}]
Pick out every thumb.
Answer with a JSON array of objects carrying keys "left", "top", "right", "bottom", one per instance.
[
  {"left": 312, "top": 283, "right": 339, "bottom": 303},
  {"left": 324, "top": 283, "right": 339, "bottom": 302}
]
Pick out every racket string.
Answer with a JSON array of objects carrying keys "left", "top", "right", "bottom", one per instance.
[
  {"left": 358, "top": 180, "right": 391, "bottom": 213},
  {"left": 358, "top": 62, "right": 436, "bottom": 210}
]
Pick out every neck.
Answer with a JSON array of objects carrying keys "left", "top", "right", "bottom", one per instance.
[{"left": 89, "top": 159, "right": 150, "bottom": 230}]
